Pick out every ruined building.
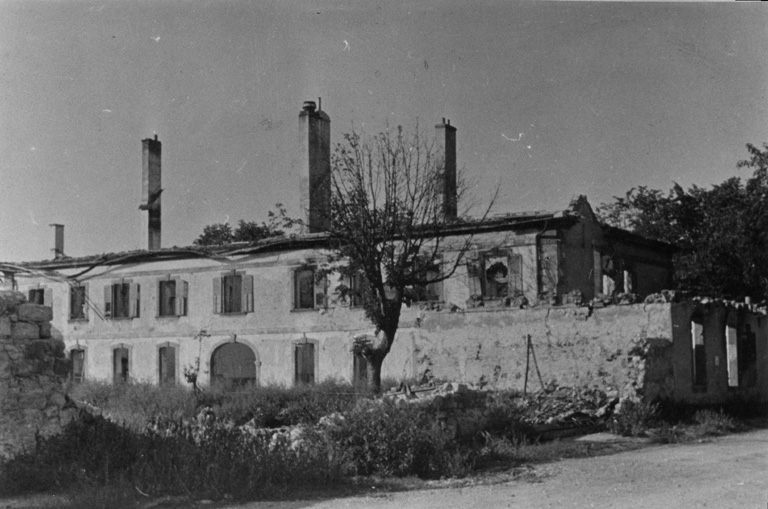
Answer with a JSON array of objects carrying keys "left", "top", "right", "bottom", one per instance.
[{"left": 1, "top": 101, "right": 765, "bottom": 406}]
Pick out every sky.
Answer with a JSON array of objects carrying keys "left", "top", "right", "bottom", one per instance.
[{"left": 1, "top": 0, "right": 766, "bottom": 262}]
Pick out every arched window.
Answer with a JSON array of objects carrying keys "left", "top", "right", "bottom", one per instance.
[{"left": 210, "top": 342, "right": 257, "bottom": 386}]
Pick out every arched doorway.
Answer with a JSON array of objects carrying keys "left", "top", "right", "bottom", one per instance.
[{"left": 210, "top": 342, "right": 257, "bottom": 386}]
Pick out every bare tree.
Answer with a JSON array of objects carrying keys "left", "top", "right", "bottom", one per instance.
[{"left": 329, "top": 125, "right": 494, "bottom": 391}]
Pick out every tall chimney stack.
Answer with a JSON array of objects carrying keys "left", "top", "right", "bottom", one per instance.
[
  {"left": 140, "top": 135, "right": 162, "bottom": 250},
  {"left": 49, "top": 224, "right": 64, "bottom": 259},
  {"left": 297, "top": 100, "right": 331, "bottom": 233},
  {"left": 435, "top": 118, "right": 457, "bottom": 220}
]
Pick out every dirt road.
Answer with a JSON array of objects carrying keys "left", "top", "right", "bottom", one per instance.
[{"left": 227, "top": 428, "right": 768, "bottom": 509}]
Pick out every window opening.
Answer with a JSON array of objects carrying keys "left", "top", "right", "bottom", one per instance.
[
  {"left": 295, "top": 341, "right": 315, "bottom": 385},
  {"left": 70, "top": 349, "right": 85, "bottom": 383},
  {"left": 70, "top": 285, "right": 88, "bottom": 320},
  {"left": 158, "top": 345, "right": 177, "bottom": 386},
  {"left": 113, "top": 347, "right": 129, "bottom": 384}
]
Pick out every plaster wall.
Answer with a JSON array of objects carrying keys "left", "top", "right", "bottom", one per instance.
[{"left": 412, "top": 303, "right": 676, "bottom": 401}]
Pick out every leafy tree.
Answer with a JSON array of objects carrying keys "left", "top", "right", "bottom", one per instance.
[
  {"left": 193, "top": 204, "right": 300, "bottom": 246},
  {"left": 596, "top": 143, "right": 768, "bottom": 301},
  {"left": 328, "top": 126, "right": 494, "bottom": 391}
]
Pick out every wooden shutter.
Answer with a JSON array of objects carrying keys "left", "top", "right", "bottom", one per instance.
[
  {"left": 104, "top": 284, "right": 113, "bottom": 317},
  {"left": 81, "top": 283, "right": 89, "bottom": 320},
  {"left": 467, "top": 253, "right": 483, "bottom": 297},
  {"left": 213, "top": 277, "right": 222, "bottom": 314},
  {"left": 509, "top": 253, "right": 523, "bottom": 295},
  {"left": 129, "top": 283, "right": 140, "bottom": 318},
  {"left": 44, "top": 287, "right": 53, "bottom": 307},
  {"left": 242, "top": 275, "right": 253, "bottom": 313},
  {"left": 314, "top": 274, "right": 327, "bottom": 308},
  {"left": 174, "top": 280, "right": 188, "bottom": 316}
]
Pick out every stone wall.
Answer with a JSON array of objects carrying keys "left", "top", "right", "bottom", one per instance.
[
  {"left": 0, "top": 290, "right": 75, "bottom": 459},
  {"left": 412, "top": 303, "right": 676, "bottom": 403}
]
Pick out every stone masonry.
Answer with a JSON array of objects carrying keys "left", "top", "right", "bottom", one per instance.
[{"left": 0, "top": 290, "right": 75, "bottom": 459}]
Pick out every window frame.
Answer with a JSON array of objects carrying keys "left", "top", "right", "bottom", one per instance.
[
  {"left": 157, "top": 342, "right": 179, "bottom": 386},
  {"left": 113, "top": 344, "right": 131, "bottom": 384},
  {"left": 157, "top": 276, "right": 188, "bottom": 318},
  {"left": 467, "top": 249, "right": 524, "bottom": 301},
  {"left": 213, "top": 270, "right": 253, "bottom": 315},
  {"left": 293, "top": 338, "right": 318, "bottom": 385},
  {"left": 104, "top": 280, "right": 140, "bottom": 319},
  {"left": 70, "top": 347, "right": 86, "bottom": 383},
  {"left": 69, "top": 283, "right": 89, "bottom": 322},
  {"left": 293, "top": 266, "right": 327, "bottom": 311}
]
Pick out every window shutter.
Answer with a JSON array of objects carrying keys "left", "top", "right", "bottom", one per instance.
[
  {"left": 129, "top": 283, "right": 140, "bottom": 318},
  {"left": 44, "top": 287, "right": 53, "bottom": 307},
  {"left": 213, "top": 277, "right": 222, "bottom": 314},
  {"left": 175, "top": 279, "right": 188, "bottom": 316},
  {"left": 242, "top": 275, "right": 253, "bottom": 313},
  {"left": 314, "top": 275, "right": 327, "bottom": 308},
  {"left": 467, "top": 254, "right": 483, "bottom": 297},
  {"left": 509, "top": 253, "right": 523, "bottom": 295},
  {"left": 104, "top": 284, "right": 113, "bottom": 317},
  {"left": 82, "top": 283, "right": 89, "bottom": 320}
]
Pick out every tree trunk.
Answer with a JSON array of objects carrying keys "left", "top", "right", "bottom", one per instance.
[{"left": 367, "top": 352, "right": 385, "bottom": 393}]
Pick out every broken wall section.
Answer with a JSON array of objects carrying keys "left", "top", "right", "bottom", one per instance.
[
  {"left": 413, "top": 303, "right": 675, "bottom": 403},
  {"left": 0, "top": 290, "right": 74, "bottom": 459}
]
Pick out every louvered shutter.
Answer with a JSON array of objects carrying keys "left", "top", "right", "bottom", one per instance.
[
  {"left": 213, "top": 277, "right": 222, "bottom": 314},
  {"left": 177, "top": 280, "right": 188, "bottom": 316},
  {"left": 242, "top": 275, "right": 253, "bottom": 313},
  {"left": 129, "top": 283, "right": 140, "bottom": 318}
]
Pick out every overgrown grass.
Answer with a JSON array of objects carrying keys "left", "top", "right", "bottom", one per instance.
[{"left": 4, "top": 381, "right": 760, "bottom": 503}]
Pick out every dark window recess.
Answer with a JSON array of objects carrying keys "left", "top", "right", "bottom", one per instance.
[
  {"left": 210, "top": 343, "right": 257, "bottom": 386},
  {"left": 105, "top": 283, "right": 139, "bottom": 319},
  {"left": 295, "top": 268, "right": 326, "bottom": 309},
  {"left": 28, "top": 288, "right": 45, "bottom": 305},
  {"left": 353, "top": 353, "right": 368, "bottom": 384},
  {"left": 158, "top": 346, "right": 176, "bottom": 386},
  {"left": 691, "top": 319, "right": 707, "bottom": 389},
  {"left": 738, "top": 324, "right": 757, "bottom": 388},
  {"left": 295, "top": 342, "right": 315, "bottom": 385},
  {"left": 70, "top": 285, "right": 88, "bottom": 320},
  {"left": 113, "top": 347, "right": 129, "bottom": 384},
  {"left": 70, "top": 349, "right": 85, "bottom": 383},
  {"left": 213, "top": 274, "right": 253, "bottom": 314}
]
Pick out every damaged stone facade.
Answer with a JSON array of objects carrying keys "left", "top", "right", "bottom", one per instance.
[{"left": 0, "top": 290, "right": 76, "bottom": 459}]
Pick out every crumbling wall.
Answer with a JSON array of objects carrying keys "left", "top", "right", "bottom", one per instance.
[
  {"left": 0, "top": 290, "right": 75, "bottom": 459},
  {"left": 413, "top": 303, "right": 675, "bottom": 402}
]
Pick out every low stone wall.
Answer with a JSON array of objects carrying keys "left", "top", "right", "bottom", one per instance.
[
  {"left": 412, "top": 303, "right": 675, "bottom": 403},
  {"left": 0, "top": 290, "right": 75, "bottom": 459}
]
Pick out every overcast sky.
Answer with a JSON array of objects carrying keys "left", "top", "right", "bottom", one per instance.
[{"left": 1, "top": 0, "right": 766, "bottom": 262}]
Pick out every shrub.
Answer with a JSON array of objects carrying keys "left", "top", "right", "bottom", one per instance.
[
  {"left": 326, "top": 400, "right": 473, "bottom": 479},
  {"left": 608, "top": 399, "right": 659, "bottom": 437},
  {"left": 692, "top": 409, "right": 741, "bottom": 436}
]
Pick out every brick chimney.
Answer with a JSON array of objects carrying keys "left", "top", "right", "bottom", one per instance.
[
  {"left": 49, "top": 224, "right": 64, "bottom": 259},
  {"left": 435, "top": 118, "right": 457, "bottom": 221},
  {"left": 139, "top": 135, "right": 162, "bottom": 250},
  {"left": 297, "top": 100, "right": 331, "bottom": 233}
]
